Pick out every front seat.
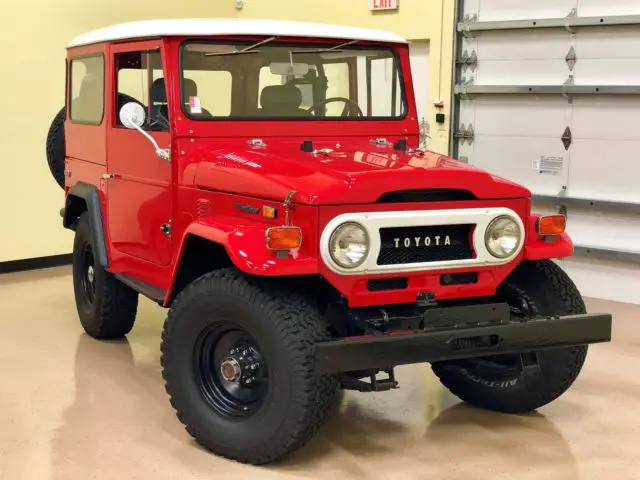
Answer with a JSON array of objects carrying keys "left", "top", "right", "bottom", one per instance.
[
  {"left": 150, "top": 78, "right": 170, "bottom": 129},
  {"left": 183, "top": 78, "right": 211, "bottom": 116},
  {"left": 259, "top": 84, "right": 309, "bottom": 117}
]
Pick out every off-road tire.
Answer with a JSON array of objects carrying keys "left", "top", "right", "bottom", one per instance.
[
  {"left": 46, "top": 107, "right": 66, "bottom": 189},
  {"left": 432, "top": 259, "right": 588, "bottom": 414},
  {"left": 73, "top": 213, "right": 138, "bottom": 339},
  {"left": 161, "top": 269, "right": 339, "bottom": 465}
]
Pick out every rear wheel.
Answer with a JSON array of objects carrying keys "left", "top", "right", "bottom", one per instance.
[
  {"left": 73, "top": 213, "right": 139, "bottom": 339},
  {"left": 161, "top": 269, "right": 338, "bottom": 465},
  {"left": 431, "top": 260, "right": 588, "bottom": 414}
]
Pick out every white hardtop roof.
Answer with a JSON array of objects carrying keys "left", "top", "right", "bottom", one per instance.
[{"left": 67, "top": 18, "right": 408, "bottom": 48}]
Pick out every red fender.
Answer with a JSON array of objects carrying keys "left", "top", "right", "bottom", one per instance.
[{"left": 164, "top": 216, "right": 319, "bottom": 303}]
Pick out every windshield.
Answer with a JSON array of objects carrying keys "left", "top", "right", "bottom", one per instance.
[{"left": 180, "top": 41, "right": 406, "bottom": 120}]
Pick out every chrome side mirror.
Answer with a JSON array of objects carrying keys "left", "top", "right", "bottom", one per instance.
[{"left": 119, "top": 102, "right": 170, "bottom": 162}]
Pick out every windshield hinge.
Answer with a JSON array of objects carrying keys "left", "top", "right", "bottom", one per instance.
[
  {"left": 370, "top": 137, "right": 392, "bottom": 147},
  {"left": 247, "top": 138, "right": 267, "bottom": 148}
]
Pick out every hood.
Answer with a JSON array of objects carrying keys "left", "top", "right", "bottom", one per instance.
[{"left": 188, "top": 141, "right": 530, "bottom": 205}]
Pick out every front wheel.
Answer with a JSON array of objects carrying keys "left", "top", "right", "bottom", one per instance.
[
  {"left": 161, "top": 269, "right": 338, "bottom": 465},
  {"left": 431, "top": 260, "right": 588, "bottom": 414}
]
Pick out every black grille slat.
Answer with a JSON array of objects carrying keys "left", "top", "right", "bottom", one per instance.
[
  {"left": 377, "top": 189, "right": 476, "bottom": 204},
  {"left": 377, "top": 224, "right": 474, "bottom": 265}
]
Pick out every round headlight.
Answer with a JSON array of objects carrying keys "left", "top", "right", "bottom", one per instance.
[
  {"left": 485, "top": 216, "right": 522, "bottom": 259},
  {"left": 329, "top": 222, "right": 370, "bottom": 269}
]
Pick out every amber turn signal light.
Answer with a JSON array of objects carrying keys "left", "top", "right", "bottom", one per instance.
[
  {"left": 262, "top": 205, "right": 277, "bottom": 219},
  {"left": 266, "top": 227, "right": 302, "bottom": 250},
  {"left": 537, "top": 215, "right": 566, "bottom": 236}
]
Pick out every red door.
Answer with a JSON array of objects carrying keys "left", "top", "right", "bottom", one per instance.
[{"left": 106, "top": 41, "right": 173, "bottom": 266}]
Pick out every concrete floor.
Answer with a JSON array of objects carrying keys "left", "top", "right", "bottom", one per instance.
[{"left": 0, "top": 266, "right": 637, "bottom": 479}]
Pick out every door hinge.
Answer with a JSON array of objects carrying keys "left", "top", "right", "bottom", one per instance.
[
  {"left": 561, "top": 126, "right": 572, "bottom": 150},
  {"left": 457, "top": 50, "right": 478, "bottom": 72},
  {"left": 565, "top": 46, "right": 577, "bottom": 71},
  {"left": 453, "top": 123, "right": 475, "bottom": 145},
  {"left": 160, "top": 221, "right": 172, "bottom": 238}
]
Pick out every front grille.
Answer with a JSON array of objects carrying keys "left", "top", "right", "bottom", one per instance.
[
  {"left": 377, "top": 189, "right": 477, "bottom": 204},
  {"left": 377, "top": 224, "right": 474, "bottom": 265}
]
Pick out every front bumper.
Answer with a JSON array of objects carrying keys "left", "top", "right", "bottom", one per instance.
[{"left": 315, "top": 303, "right": 612, "bottom": 374}]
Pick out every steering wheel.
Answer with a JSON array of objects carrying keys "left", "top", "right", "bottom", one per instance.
[{"left": 306, "top": 97, "right": 364, "bottom": 118}]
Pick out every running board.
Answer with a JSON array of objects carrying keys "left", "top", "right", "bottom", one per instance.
[{"left": 115, "top": 273, "right": 166, "bottom": 304}]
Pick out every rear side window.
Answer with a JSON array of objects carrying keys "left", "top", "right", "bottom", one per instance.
[{"left": 69, "top": 55, "right": 104, "bottom": 125}]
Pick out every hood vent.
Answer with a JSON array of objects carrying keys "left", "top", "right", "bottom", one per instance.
[{"left": 376, "top": 189, "right": 477, "bottom": 204}]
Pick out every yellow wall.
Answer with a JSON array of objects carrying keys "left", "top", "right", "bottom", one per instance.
[
  {"left": 0, "top": 0, "right": 455, "bottom": 262},
  {"left": 0, "top": 1, "right": 237, "bottom": 263}
]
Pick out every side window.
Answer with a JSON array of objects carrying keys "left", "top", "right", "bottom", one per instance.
[
  {"left": 69, "top": 55, "right": 104, "bottom": 125},
  {"left": 115, "top": 50, "right": 167, "bottom": 131},
  {"left": 357, "top": 56, "right": 403, "bottom": 117}
]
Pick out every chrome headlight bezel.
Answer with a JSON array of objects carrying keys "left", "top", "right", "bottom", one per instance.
[
  {"left": 484, "top": 215, "right": 522, "bottom": 259},
  {"left": 328, "top": 222, "right": 370, "bottom": 269}
]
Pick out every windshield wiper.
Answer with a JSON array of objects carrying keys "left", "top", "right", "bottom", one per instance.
[
  {"left": 292, "top": 40, "right": 359, "bottom": 55},
  {"left": 205, "top": 36, "right": 278, "bottom": 56}
]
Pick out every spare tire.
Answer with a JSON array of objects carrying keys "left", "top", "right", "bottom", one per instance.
[{"left": 46, "top": 107, "right": 66, "bottom": 189}]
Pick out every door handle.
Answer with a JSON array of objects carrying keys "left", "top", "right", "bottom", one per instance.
[{"left": 102, "top": 173, "right": 115, "bottom": 180}]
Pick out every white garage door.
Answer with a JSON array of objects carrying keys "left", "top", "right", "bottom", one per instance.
[{"left": 452, "top": 0, "right": 640, "bottom": 304}]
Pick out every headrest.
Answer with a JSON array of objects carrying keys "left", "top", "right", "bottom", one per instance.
[
  {"left": 151, "top": 78, "right": 167, "bottom": 103},
  {"left": 260, "top": 85, "right": 302, "bottom": 111},
  {"left": 79, "top": 74, "right": 102, "bottom": 98},
  {"left": 183, "top": 78, "right": 198, "bottom": 98}
]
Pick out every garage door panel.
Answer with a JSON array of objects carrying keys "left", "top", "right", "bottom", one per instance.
[
  {"left": 562, "top": 257, "right": 640, "bottom": 305},
  {"left": 566, "top": 210, "right": 640, "bottom": 251},
  {"left": 477, "top": 32, "right": 571, "bottom": 60},
  {"left": 573, "top": 27, "right": 640, "bottom": 84},
  {"left": 470, "top": 136, "right": 569, "bottom": 196},
  {"left": 470, "top": 96, "right": 570, "bottom": 137},
  {"left": 577, "top": 26, "right": 640, "bottom": 59},
  {"left": 575, "top": 59, "right": 640, "bottom": 86},
  {"left": 572, "top": 97, "right": 640, "bottom": 140},
  {"left": 471, "top": 31, "right": 571, "bottom": 85},
  {"left": 568, "top": 139, "right": 640, "bottom": 202},
  {"left": 577, "top": 0, "right": 640, "bottom": 16},
  {"left": 457, "top": 97, "right": 476, "bottom": 127},
  {"left": 455, "top": 1, "right": 640, "bottom": 304},
  {"left": 476, "top": 59, "right": 569, "bottom": 85},
  {"left": 466, "top": 0, "right": 577, "bottom": 22}
]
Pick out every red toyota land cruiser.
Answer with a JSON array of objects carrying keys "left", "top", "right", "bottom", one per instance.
[{"left": 46, "top": 19, "right": 612, "bottom": 465}]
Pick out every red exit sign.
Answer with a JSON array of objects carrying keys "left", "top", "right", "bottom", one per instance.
[{"left": 370, "top": 0, "right": 399, "bottom": 11}]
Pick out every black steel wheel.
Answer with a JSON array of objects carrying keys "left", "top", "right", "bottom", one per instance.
[
  {"left": 432, "top": 260, "right": 588, "bottom": 413},
  {"left": 72, "top": 212, "right": 138, "bottom": 339},
  {"left": 194, "top": 325, "right": 268, "bottom": 418},
  {"left": 78, "top": 244, "right": 96, "bottom": 305},
  {"left": 161, "top": 269, "right": 339, "bottom": 465}
]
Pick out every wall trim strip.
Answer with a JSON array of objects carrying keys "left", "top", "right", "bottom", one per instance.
[{"left": 0, "top": 254, "right": 73, "bottom": 275}]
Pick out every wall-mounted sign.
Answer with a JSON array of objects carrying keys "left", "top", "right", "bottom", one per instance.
[{"left": 370, "top": 0, "right": 399, "bottom": 11}]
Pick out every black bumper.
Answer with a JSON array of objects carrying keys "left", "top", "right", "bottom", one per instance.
[{"left": 315, "top": 303, "right": 612, "bottom": 374}]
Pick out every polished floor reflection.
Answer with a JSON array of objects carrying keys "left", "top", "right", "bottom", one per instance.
[{"left": 0, "top": 266, "right": 637, "bottom": 479}]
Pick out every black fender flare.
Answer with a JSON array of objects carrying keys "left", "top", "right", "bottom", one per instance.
[{"left": 63, "top": 182, "right": 109, "bottom": 269}]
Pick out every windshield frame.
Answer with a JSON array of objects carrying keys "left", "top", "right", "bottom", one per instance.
[{"left": 178, "top": 38, "right": 409, "bottom": 122}]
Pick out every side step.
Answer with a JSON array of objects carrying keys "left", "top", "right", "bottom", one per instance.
[{"left": 115, "top": 273, "right": 166, "bottom": 305}]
